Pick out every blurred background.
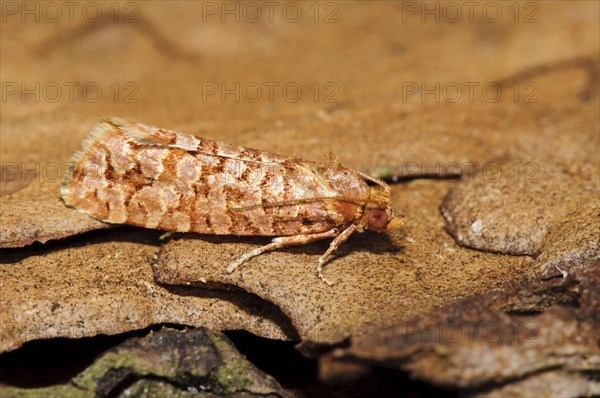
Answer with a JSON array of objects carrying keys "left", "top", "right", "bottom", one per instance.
[
  {"left": 2, "top": 0, "right": 597, "bottom": 170},
  {"left": 1, "top": 1, "right": 598, "bottom": 397}
]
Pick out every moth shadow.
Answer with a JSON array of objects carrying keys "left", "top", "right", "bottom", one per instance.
[
  {"left": 333, "top": 231, "right": 404, "bottom": 260},
  {"left": 170, "top": 230, "right": 405, "bottom": 262}
]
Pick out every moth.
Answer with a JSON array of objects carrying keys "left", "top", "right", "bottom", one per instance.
[{"left": 61, "top": 117, "right": 401, "bottom": 285}]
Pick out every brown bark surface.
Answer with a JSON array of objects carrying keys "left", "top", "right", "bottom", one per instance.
[{"left": 1, "top": 2, "right": 598, "bottom": 396}]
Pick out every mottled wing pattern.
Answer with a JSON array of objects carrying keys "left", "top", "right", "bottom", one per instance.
[{"left": 61, "top": 117, "right": 370, "bottom": 236}]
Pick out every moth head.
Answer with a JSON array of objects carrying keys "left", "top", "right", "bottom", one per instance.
[{"left": 360, "top": 178, "right": 402, "bottom": 232}]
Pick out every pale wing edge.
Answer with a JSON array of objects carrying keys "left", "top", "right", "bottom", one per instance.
[{"left": 105, "top": 116, "right": 291, "bottom": 166}]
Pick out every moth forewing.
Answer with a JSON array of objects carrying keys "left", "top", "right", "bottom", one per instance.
[{"left": 62, "top": 117, "right": 399, "bottom": 285}]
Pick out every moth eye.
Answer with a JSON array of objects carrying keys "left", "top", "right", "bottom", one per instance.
[{"left": 368, "top": 208, "right": 389, "bottom": 231}]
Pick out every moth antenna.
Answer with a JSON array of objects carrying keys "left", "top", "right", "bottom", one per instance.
[{"left": 354, "top": 169, "right": 390, "bottom": 194}]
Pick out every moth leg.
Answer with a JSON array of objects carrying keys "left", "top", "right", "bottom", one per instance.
[
  {"left": 317, "top": 224, "right": 358, "bottom": 286},
  {"left": 226, "top": 228, "right": 340, "bottom": 274}
]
